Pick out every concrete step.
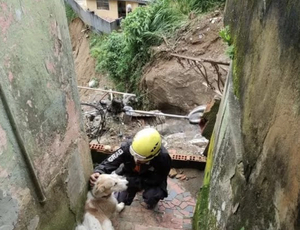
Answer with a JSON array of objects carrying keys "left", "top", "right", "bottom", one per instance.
[
  {"left": 116, "top": 220, "right": 185, "bottom": 230},
  {"left": 112, "top": 178, "right": 195, "bottom": 230}
]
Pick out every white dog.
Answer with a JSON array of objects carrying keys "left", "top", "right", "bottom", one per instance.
[{"left": 76, "top": 173, "right": 128, "bottom": 230}]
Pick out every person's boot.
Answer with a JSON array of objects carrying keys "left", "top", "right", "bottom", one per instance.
[{"left": 140, "top": 201, "right": 158, "bottom": 210}]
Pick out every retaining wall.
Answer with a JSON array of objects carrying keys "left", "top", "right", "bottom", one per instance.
[
  {"left": 65, "top": 0, "right": 118, "bottom": 34},
  {"left": 0, "top": 0, "right": 92, "bottom": 229}
]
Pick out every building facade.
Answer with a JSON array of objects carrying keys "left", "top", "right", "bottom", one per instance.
[{"left": 86, "top": 0, "right": 147, "bottom": 21}]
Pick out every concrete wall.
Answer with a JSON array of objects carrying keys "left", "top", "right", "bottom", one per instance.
[
  {"left": 0, "top": 0, "right": 93, "bottom": 229},
  {"left": 194, "top": 0, "right": 300, "bottom": 229},
  {"left": 193, "top": 66, "right": 244, "bottom": 230},
  {"left": 66, "top": 0, "right": 118, "bottom": 34},
  {"left": 86, "top": 0, "right": 118, "bottom": 20}
]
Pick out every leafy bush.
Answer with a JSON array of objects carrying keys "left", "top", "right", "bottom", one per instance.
[
  {"left": 91, "top": 32, "right": 129, "bottom": 91},
  {"left": 91, "top": 0, "right": 226, "bottom": 106},
  {"left": 91, "top": 0, "right": 186, "bottom": 93},
  {"left": 90, "top": 32, "right": 107, "bottom": 49},
  {"left": 219, "top": 26, "right": 232, "bottom": 46},
  {"left": 219, "top": 26, "right": 234, "bottom": 59},
  {"left": 175, "top": 0, "right": 226, "bottom": 14},
  {"left": 191, "top": 0, "right": 226, "bottom": 12}
]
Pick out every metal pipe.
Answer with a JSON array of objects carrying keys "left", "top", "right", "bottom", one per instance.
[
  {"left": 127, "top": 109, "right": 189, "bottom": 119},
  {"left": 125, "top": 105, "right": 206, "bottom": 123},
  {"left": 0, "top": 84, "right": 46, "bottom": 203},
  {"left": 78, "top": 86, "right": 136, "bottom": 97}
]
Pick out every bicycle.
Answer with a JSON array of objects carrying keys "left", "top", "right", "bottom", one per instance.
[{"left": 81, "top": 97, "right": 124, "bottom": 143}]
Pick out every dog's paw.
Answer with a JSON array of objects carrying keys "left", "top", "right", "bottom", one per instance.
[{"left": 116, "top": 202, "right": 125, "bottom": 212}]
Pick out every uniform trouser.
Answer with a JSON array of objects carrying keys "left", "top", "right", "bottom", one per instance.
[{"left": 115, "top": 186, "right": 166, "bottom": 208}]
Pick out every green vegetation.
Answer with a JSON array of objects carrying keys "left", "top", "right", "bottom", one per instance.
[
  {"left": 91, "top": 0, "right": 225, "bottom": 107},
  {"left": 219, "top": 25, "right": 234, "bottom": 59},
  {"left": 233, "top": 60, "right": 240, "bottom": 98},
  {"left": 193, "top": 133, "right": 217, "bottom": 230},
  {"left": 219, "top": 26, "right": 231, "bottom": 44},
  {"left": 91, "top": 0, "right": 186, "bottom": 94},
  {"left": 176, "top": 0, "right": 225, "bottom": 14},
  {"left": 219, "top": 25, "right": 239, "bottom": 97},
  {"left": 65, "top": 3, "right": 78, "bottom": 24}
]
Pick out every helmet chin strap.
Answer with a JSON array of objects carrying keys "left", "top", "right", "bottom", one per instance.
[
  {"left": 134, "top": 157, "right": 148, "bottom": 164},
  {"left": 130, "top": 145, "right": 160, "bottom": 162}
]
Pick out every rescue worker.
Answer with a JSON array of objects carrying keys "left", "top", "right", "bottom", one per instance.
[{"left": 90, "top": 127, "right": 171, "bottom": 209}]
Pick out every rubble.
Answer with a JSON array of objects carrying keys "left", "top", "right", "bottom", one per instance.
[
  {"left": 188, "top": 135, "right": 209, "bottom": 147},
  {"left": 169, "top": 168, "right": 178, "bottom": 178}
]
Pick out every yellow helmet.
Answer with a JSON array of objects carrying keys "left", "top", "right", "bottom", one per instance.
[{"left": 130, "top": 127, "right": 162, "bottom": 161}]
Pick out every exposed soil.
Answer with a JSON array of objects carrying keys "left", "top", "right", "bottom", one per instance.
[
  {"left": 149, "top": 9, "right": 227, "bottom": 61},
  {"left": 69, "top": 18, "right": 114, "bottom": 103},
  {"left": 141, "top": 9, "right": 229, "bottom": 113}
]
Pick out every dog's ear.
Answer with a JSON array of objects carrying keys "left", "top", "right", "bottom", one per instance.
[
  {"left": 104, "top": 180, "right": 115, "bottom": 190},
  {"left": 93, "top": 184, "right": 106, "bottom": 197},
  {"left": 98, "top": 185, "right": 106, "bottom": 193}
]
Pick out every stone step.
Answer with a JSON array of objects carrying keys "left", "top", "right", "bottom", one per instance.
[
  {"left": 112, "top": 177, "right": 195, "bottom": 230},
  {"left": 116, "top": 221, "right": 181, "bottom": 230},
  {"left": 133, "top": 225, "right": 179, "bottom": 230}
]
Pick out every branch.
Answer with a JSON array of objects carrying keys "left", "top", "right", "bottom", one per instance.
[{"left": 170, "top": 53, "right": 230, "bottom": 66}]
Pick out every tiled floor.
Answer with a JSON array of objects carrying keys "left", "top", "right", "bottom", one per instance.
[{"left": 112, "top": 177, "right": 197, "bottom": 230}]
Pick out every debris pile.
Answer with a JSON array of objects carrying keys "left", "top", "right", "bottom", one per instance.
[
  {"left": 168, "top": 168, "right": 197, "bottom": 181},
  {"left": 80, "top": 86, "right": 210, "bottom": 170}
]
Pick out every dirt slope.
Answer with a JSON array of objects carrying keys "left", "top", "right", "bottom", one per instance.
[
  {"left": 69, "top": 18, "right": 113, "bottom": 102},
  {"left": 142, "top": 9, "right": 229, "bottom": 113},
  {"left": 69, "top": 10, "right": 228, "bottom": 113}
]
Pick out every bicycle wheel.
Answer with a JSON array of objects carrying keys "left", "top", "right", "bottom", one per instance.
[{"left": 80, "top": 102, "right": 106, "bottom": 141}]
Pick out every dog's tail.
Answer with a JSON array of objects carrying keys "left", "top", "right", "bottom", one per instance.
[
  {"left": 77, "top": 213, "right": 104, "bottom": 230},
  {"left": 75, "top": 225, "right": 87, "bottom": 230}
]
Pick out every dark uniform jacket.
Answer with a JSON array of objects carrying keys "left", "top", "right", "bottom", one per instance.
[{"left": 94, "top": 141, "right": 172, "bottom": 196}]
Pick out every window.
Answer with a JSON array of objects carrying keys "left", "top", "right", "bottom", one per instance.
[{"left": 96, "top": 0, "right": 109, "bottom": 10}]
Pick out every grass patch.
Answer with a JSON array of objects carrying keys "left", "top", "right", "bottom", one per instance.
[
  {"left": 65, "top": 3, "right": 78, "bottom": 24},
  {"left": 177, "top": 0, "right": 226, "bottom": 14},
  {"left": 193, "top": 133, "right": 217, "bottom": 230}
]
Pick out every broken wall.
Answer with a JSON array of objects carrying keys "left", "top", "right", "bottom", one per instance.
[
  {"left": 194, "top": 0, "right": 300, "bottom": 229},
  {"left": 0, "top": 0, "right": 92, "bottom": 229}
]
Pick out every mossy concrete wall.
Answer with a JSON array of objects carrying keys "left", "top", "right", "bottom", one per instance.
[
  {"left": 0, "top": 0, "right": 92, "bottom": 229},
  {"left": 194, "top": 66, "right": 245, "bottom": 230},
  {"left": 194, "top": 0, "right": 300, "bottom": 229}
]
